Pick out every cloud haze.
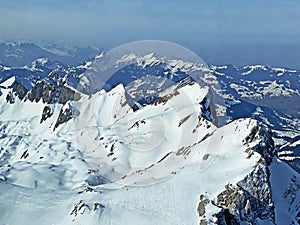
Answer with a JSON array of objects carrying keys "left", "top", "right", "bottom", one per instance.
[{"left": 1, "top": 0, "right": 299, "bottom": 67}]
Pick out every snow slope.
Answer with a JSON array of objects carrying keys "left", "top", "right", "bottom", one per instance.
[{"left": 0, "top": 76, "right": 299, "bottom": 224}]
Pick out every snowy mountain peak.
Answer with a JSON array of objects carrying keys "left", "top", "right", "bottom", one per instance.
[
  {"left": 0, "top": 45, "right": 299, "bottom": 224},
  {"left": 0, "top": 76, "right": 15, "bottom": 88},
  {"left": 242, "top": 65, "right": 268, "bottom": 75},
  {"left": 0, "top": 68, "right": 299, "bottom": 224}
]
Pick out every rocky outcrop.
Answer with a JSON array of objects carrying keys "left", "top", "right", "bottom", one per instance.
[
  {"left": 40, "top": 105, "right": 54, "bottom": 123},
  {"left": 11, "top": 81, "right": 28, "bottom": 100},
  {"left": 54, "top": 104, "right": 74, "bottom": 130},
  {"left": 27, "top": 81, "right": 81, "bottom": 104},
  {"left": 243, "top": 123, "right": 276, "bottom": 164},
  {"left": 5, "top": 91, "right": 15, "bottom": 104},
  {"left": 283, "top": 175, "right": 300, "bottom": 222},
  {"left": 3, "top": 75, "right": 82, "bottom": 131},
  {"left": 214, "top": 164, "right": 274, "bottom": 224},
  {"left": 8, "top": 77, "right": 81, "bottom": 105},
  {"left": 198, "top": 123, "right": 277, "bottom": 225}
]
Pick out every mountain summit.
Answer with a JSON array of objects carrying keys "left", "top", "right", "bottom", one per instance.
[
  {"left": 0, "top": 66, "right": 299, "bottom": 224},
  {"left": 0, "top": 43, "right": 299, "bottom": 224}
]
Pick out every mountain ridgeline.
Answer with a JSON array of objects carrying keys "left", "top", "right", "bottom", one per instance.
[{"left": 0, "top": 43, "right": 299, "bottom": 225}]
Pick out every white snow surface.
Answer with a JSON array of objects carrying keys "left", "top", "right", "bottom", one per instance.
[
  {"left": 0, "top": 76, "right": 15, "bottom": 88},
  {"left": 0, "top": 80, "right": 298, "bottom": 224}
]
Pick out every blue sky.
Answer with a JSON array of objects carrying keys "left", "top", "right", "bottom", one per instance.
[{"left": 1, "top": 0, "right": 300, "bottom": 67}]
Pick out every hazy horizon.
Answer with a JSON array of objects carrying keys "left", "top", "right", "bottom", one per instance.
[{"left": 1, "top": 0, "right": 300, "bottom": 68}]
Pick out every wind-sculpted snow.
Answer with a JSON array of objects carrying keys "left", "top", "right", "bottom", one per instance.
[
  {"left": 74, "top": 83, "right": 216, "bottom": 186},
  {"left": 0, "top": 41, "right": 299, "bottom": 224},
  {"left": 0, "top": 77, "right": 298, "bottom": 224}
]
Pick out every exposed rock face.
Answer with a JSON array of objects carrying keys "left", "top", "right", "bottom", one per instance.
[
  {"left": 197, "top": 195, "right": 210, "bottom": 225},
  {"left": 11, "top": 81, "right": 28, "bottom": 100},
  {"left": 6, "top": 92, "right": 15, "bottom": 104},
  {"left": 283, "top": 175, "right": 300, "bottom": 222},
  {"left": 197, "top": 124, "right": 278, "bottom": 225},
  {"left": 243, "top": 124, "right": 276, "bottom": 164},
  {"left": 40, "top": 105, "right": 53, "bottom": 123},
  {"left": 27, "top": 81, "right": 81, "bottom": 104},
  {"left": 9, "top": 77, "right": 81, "bottom": 105},
  {"left": 4, "top": 75, "right": 81, "bottom": 130},
  {"left": 216, "top": 208, "right": 239, "bottom": 225},
  {"left": 54, "top": 105, "right": 74, "bottom": 130},
  {"left": 215, "top": 165, "right": 274, "bottom": 224},
  {"left": 27, "top": 81, "right": 43, "bottom": 102}
]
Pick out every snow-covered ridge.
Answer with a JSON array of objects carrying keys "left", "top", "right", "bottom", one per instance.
[
  {"left": 242, "top": 64, "right": 268, "bottom": 75},
  {"left": 114, "top": 52, "right": 210, "bottom": 73},
  {"left": 0, "top": 49, "right": 299, "bottom": 224},
  {"left": 0, "top": 72, "right": 299, "bottom": 224},
  {"left": 0, "top": 55, "right": 299, "bottom": 170},
  {"left": 0, "top": 64, "right": 11, "bottom": 71},
  {"left": 0, "top": 78, "right": 216, "bottom": 185}
]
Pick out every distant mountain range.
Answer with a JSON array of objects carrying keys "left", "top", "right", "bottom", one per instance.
[{"left": 0, "top": 42, "right": 103, "bottom": 67}]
